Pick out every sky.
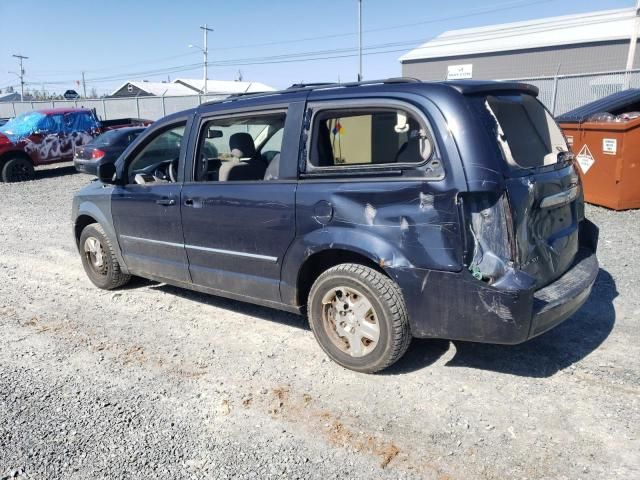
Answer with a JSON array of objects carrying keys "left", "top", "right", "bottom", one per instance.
[{"left": 0, "top": 0, "right": 635, "bottom": 96}]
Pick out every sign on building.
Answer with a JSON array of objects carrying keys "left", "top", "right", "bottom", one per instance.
[{"left": 447, "top": 64, "right": 473, "bottom": 80}]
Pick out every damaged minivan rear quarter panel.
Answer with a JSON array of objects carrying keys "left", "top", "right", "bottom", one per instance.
[
  {"left": 285, "top": 82, "right": 597, "bottom": 345},
  {"left": 281, "top": 86, "right": 474, "bottom": 338}
]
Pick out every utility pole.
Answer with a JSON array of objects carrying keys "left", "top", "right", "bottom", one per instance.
[
  {"left": 626, "top": 0, "right": 640, "bottom": 70},
  {"left": 81, "top": 71, "right": 87, "bottom": 99},
  {"left": 357, "top": 0, "right": 363, "bottom": 82},
  {"left": 624, "top": 0, "right": 640, "bottom": 88},
  {"left": 11, "top": 54, "right": 28, "bottom": 101},
  {"left": 200, "top": 24, "right": 213, "bottom": 94}
]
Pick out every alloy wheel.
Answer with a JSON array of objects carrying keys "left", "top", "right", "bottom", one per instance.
[{"left": 321, "top": 286, "right": 380, "bottom": 357}]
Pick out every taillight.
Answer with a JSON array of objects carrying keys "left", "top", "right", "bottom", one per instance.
[
  {"left": 91, "top": 149, "right": 105, "bottom": 160},
  {"left": 459, "top": 192, "right": 515, "bottom": 284}
]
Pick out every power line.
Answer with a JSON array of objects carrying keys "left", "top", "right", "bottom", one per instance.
[
  {"left": 203, "top": 13, "right": 634, "bottom": 67},
  {"left": 21, "top": 0, "right": 556, "bottom": 81},
  {"left": 29, "top": 51, "right": 200, "bottom": 76},
  {"left": 204, "top": 0, "right": 556, "bottom": 52},
  {"left": 8, "top": 0, "right": 569, "bottom": 86}
]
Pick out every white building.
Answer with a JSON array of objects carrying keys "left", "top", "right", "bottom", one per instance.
[
  {"left": 173, "top": 79, "right": 276, "bottom": 95},
  {"left": 109, "top": 81, "right": 196, "bottom": 98},
  {"left": 400, "top": 7, "right": 640, "bottom": 81},
  {"left": 110, "top": 79, "right": 276, "bottom": 98}
]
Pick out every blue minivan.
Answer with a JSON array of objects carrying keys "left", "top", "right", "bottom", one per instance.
[{"left": 72, "top": 78, "right": 599, "bottom": 372}]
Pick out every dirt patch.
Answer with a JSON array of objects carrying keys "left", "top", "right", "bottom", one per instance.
[{"left": 0, "top": 172, "right": 638, "bottom": 479}]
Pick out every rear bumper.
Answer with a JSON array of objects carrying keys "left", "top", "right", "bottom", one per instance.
[
  {"left": 73, "top": 158, "right": 93, "bottom": 174},
  {"left": 529, "top": 248, "right": 598, "bottom": 338},
  {"left": 397, "top": 220, "right": 599, "bottom": 344}
]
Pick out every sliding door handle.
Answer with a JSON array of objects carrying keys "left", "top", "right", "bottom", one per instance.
[
  {"left": 156, "top": 198, "right": 176, "bottom": 206},
  {"left": 184, "top": 198, "right": 194, "bottom": 206}
]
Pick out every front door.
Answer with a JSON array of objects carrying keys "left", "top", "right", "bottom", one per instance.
[
  {"left": 111, "top": 121, "right": 190, "bottom": 282},
  {"left": 180, "top": 109, "right": 297, "bottom": 303},
  {"left": 29, "top": 113, "right": 66, "bottom": 163}
]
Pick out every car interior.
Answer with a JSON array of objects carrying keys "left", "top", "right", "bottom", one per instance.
[
  {"left": 194, "top": 113, "right": 286, "bottom": 183},
  {"left": 128, "top": 126, "right": 185, "bottom": 185},
  {"left": 126, "top": 109, "right": 431, "bottom": 185},
  {"left": 312, "top": 109, "right": 431, "bottom": 167}
]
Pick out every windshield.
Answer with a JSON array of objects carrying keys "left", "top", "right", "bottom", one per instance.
[
  {"left": 484, "top": 94, "right": 568, "bottom": 169},
  {"left": 0, "top": 111, "right": 46, "bottom": 141}
]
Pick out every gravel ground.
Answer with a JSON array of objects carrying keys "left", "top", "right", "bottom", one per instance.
[{"left": 0, "top": 164, "right": 638, "bottom": 479}]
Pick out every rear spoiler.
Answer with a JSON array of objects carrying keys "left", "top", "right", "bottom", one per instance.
[{"left": 444, "top": 80, "right": 539, "bottom": 97}]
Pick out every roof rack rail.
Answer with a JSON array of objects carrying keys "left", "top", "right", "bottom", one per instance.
[
  {"left": 200, "top": 77, "right": 423, "bottom": 107},
  {"left": 287, "top": 77, "right": 421, "bottom": 91},
  {"left": 225, "top": 91, "right": 271, "bottom": 99},
  {"left": 287, "top": 82, "right": 335, "bottom": 89}
]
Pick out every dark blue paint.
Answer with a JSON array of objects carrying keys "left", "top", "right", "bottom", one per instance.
[
  {"left": 180, "top": 181, "right": 296, "bottom": 301},
  {"left": 72, "top": 79, "right": 599, "bottom": 345},
  {"left": 112, "top": 183, "right": 189, "bottom": 282}
]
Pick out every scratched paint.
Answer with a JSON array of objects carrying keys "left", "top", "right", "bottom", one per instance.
[{"left": 295, "top": 181, "right": 462, "bottom": 273}]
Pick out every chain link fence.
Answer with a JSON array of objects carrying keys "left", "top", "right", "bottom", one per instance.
[
  {"left": 3, "top": 69, "right": 640, "bottom": 119},
  {"left": 0, "top": 94, "right": 227, "bottom": 121},
  {"left": 504, "top": 69, "right": 640, "bottom": 116}
]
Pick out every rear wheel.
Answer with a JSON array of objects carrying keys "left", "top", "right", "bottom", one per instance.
[
  {"left": 1, "top": 157, "right": 35, "bottom": 182},
  {"left": 308, "top": 263, "right": 411, "bottom": 373},
  {"left": 79, "top": 224, "right": 131, "bottom": 290}
]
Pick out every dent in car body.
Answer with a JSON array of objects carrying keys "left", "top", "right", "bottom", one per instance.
[{"left": 71, "top": 81, "right": 600, "bottom": 346}]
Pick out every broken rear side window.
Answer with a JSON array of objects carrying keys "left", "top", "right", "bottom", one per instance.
[
  {"left": 485, "top": 94, "right": 568, "bottom": 169},
  {"left": 309, "top": 108, "right": 433, "bottom": 168}
]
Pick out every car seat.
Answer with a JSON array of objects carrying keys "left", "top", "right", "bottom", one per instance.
[{"left": 218, "top": 132, "right": 267, "bottom": 181}]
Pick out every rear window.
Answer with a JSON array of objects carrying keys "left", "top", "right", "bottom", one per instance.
[
  {"left": 94, "top": 130, "right": 127, "bottom": 147},
  {"left": 94, "top": 129, "right": 142, "bottom": 148},
  {"left": 485, "top": 94, "right": 568, "bottom": 169}
]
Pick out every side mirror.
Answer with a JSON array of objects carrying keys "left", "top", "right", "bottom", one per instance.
[
  {"left": 97, "top": 162, "right": 117, "bottom": 184},
  {"left": 207, "top": 128, "right": 223, "bottom": 139}
]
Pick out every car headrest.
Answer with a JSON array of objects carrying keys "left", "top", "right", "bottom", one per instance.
[
  {"left": 264, "top": 153, "right": 280, "bottom": 180},
  {"left": 229, "top": 132, "right": 256, "bottom": 159}
]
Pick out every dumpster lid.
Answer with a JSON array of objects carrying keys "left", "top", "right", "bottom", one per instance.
[{"left": 557, "top": 88, "right": 640, "bottom": 123}]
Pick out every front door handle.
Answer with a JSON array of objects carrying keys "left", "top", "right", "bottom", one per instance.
[{"left": 156, "top": 198, "right": 176, "bottom": 206}]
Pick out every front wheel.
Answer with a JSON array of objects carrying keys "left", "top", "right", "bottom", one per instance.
[
  {"left": 2, "top": 157, "right": 35, "bottom": 182},
  {"left": 308, "top": 263, "right": 411, "bottom": 373},
  {"left": 79, "top": 224, "right": 131, "bottom": 290}
]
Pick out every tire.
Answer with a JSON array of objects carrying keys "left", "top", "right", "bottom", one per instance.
[
  {"left": 79, "top": 223, "right": 131, "bottom": 290},
  {"left": 307, "top": 263, "right": 411, "bottom": 373},
  {"left": 1, "top": 157, "right": 35, "bottom": 182}
]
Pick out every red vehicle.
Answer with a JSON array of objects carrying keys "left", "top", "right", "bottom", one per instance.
[{"left": 0, "top": 108, "right": 151, "bottom": 182}]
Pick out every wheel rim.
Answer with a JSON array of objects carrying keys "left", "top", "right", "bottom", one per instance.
[
  {"left": 83, "top": 236, "right": 107, "bottom": 275},
  {"left": 7, "top": 161, "right": 32, "bottom": 181},
  {"left": 321, "top": 286, "right": 380, "bottom": 358}
]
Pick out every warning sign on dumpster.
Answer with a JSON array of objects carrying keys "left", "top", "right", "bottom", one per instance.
[
  {"left": 602, "top": 138, "right": 617, "bottom": 155},
  {"left": 576, "top": 145, "right": 595, "bottom": 174}
]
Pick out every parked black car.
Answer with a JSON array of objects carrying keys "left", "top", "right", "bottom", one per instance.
[
  {"left": 74, "top": 127, "right": 146, "bottom": 175},
  {"left": 71, "top": 78, "right": 599, "bottom": 373}
]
